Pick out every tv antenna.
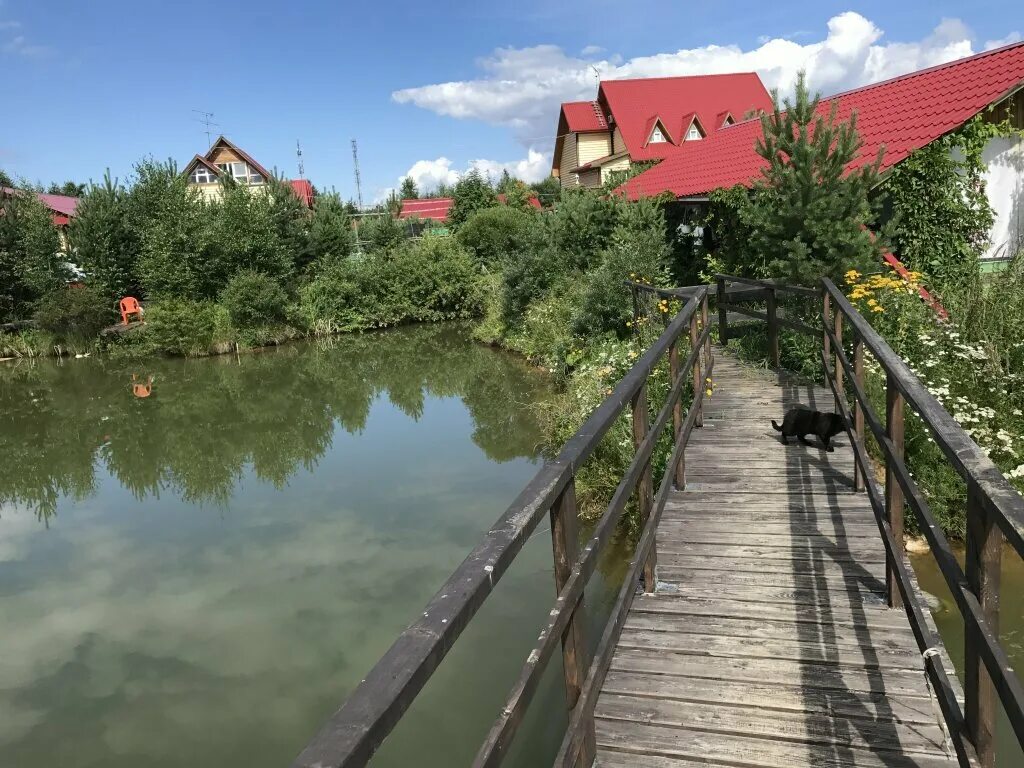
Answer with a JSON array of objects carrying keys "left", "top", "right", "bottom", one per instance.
[
  {"left": 192, "top": 109, "right": 219, "bottom": 146},
  {"left": 351, "top": 138, "right": 364, "bottom": 211},
  {"left": 296, "top": 139, "right": 305, "bottom": 179},
  {"left": 590, "top": 65, "right": 601, "bottom": 86}
]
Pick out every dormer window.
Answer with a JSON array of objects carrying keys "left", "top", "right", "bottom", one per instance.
[
  {"left": 189, "top": 166, "right": 217, "bottom": 184},
  {"left": 215, "top": 161, "right": 264, "bottom": 185},
  {"left": 686, "top": 124, "right": 703, "bottom": 141},
  {"left": 649, "top": 125, "right": 668, "bottom": 143}
]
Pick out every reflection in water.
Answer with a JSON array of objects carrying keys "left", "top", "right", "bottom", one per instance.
[
  {"left": 911, "top": 547, "right": 1024, "bottom": 768},
  {"left": 0, "top": 324, "right": 615, "bottom": 768},
  {"left": 1, "top": 324, "right": 547, "bottom": 519}
]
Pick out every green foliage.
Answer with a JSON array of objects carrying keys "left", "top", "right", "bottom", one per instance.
[
  {"left": 358, "top": 213, "right": 407, "bottom": 254},
  {"left": 304, "top": 192, "right": 355, "bottom": 269},
  {"left": 448, "top": 169, "right": 498, "bottom": 231},
  {"left": 0, "top": 168, "right": 13, "bottom": 188},
  {"left": 47, "top": 181, "right": 86, "bottom": 197},
  {"left": 70, "top": 172, "right": 139, "bottom": 299},
  {"left": 455, "top": 205, "right": 534, "bottom": 268},
  {"left": 140, "top": 298, "right": 221, "bottom": 356},
  {"left": 880, "top": 114, "right": 1020, "bottom": 291},
  {"left": 220, "top": 270, "right": 289, "bottom": 330},
  {"left": 0, "top": 188, "right": 66, "bottom": 322},
  {"left": 299, "top": 237, "right": 482, "bottom": 334},
  {"left": 209, "top": 182, "right": 292, "bottom": 288},
  {"left": 713, "top": 72, "right": 882, "bottom": 284},
  {"left": 573, "top": 197, "right": 671, "bottom": 338},
  {"left": 601, "top": 160, "right": 655, "bottom": 193},
  {"left": 542, "top": 188, "right": 618, "bottom": 271},
  {"left": 399, "top": 176, "right": 419, "bottom": 200},
  {"left": 529, "top": 175, "right": 561, "bottom": 207},
  {"left": 33, "top": 286, "right": 114, "bottom": 340}
]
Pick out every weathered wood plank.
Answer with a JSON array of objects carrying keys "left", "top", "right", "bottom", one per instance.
[
  {"left": 595, "top": 719, "right": 953, "bottom": 768},
  {"left": 655, "top": 542, "right": 888, "bottom": 563},
  {"left": 595, "top": 693, "right": 947, "bottom": 755},
  {"left": 655, "top": 565, "right": 886, "bottom": 593},
  {"left": 601, "top": 670, "right": 945, "bottom": 726}
]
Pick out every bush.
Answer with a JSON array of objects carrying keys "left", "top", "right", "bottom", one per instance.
[
  {"left": 0, "top": 188, "right": 66, "bottom": 322},
  {"left": 70, "top": 173, "right": 140, "bottom": 300},
  {"left": 33, "top": 286, "right": 114, "bottom": 339},
  {"left": 448, "top": 169, "right": 498, "bottom": 231},
  {"left": 220, "top": 270, "right": 289, "bottom": 329},
  {"left": 359, "top": 213, "right": 407, "bottom": 254},
  {"left": 141, "top": 299, "right": 220, "bottom": 356},
  {"left": 393, "top": 236, "right": 483, "bottom": 321},
  {"left": 456, "top": 205, "right": 534, "bottom": 268}
]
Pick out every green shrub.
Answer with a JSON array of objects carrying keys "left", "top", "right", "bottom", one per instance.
[
  {"left": 33, "top": 286, "right": 114, "bottom": 339},
  {"left": 456, "top": 205, "right": 534, "bottom": 268},
  {"left": 142, "top": 299, "right": 219, "bottom": 356},
  {"left": 0, "top": 188, "right": 66, "bottom": 322},
  {"left": 392, "top": 236, "right": 483, "bottom": 321},
  {"left": 70, "top": 173, "right": 140, "bottom": 300},
  {"left": 220, "top": 270, "right": 288, "bottom": 329},
  {"left": 448, "top": 169, "right": 498, "bottom": 231}
]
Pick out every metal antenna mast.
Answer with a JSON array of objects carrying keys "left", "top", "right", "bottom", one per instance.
[
  {"left": 351, "top": 138, "right": 364, "bottom": 211},
  {"left": 296, "top": 139, "right": 305, "bottom": 179},
  {"left": 192, "top": 109, "right": 219, "bottom": 146}
]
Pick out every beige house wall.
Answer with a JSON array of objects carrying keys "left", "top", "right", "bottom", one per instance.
[
  {"left": 558, "top": 134, "right": 579, "bottom": 188},
  {"left": 599, "top": 155, "right": 631, "bottom": 184},
  {"left": 578, "top": 133, "right": 611, "bottom": 166}
]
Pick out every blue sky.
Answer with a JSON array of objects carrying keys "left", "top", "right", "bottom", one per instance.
[{"left": 0, "top": 1, "right": 1019, "bottom": 201}]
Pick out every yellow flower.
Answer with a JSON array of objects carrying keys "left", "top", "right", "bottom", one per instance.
[
  {"left": 705, "top": 389, "right": 713, "bottom": 398},
  {"left": 871, "top": 305, "right": 884, "bottom": 313},
  {"left": 867, "top": 298, "right": 878, "bottom": 307}
]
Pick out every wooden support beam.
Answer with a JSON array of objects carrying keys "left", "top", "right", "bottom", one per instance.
[
  {"left": 766, "top": 288, "right": 779, "bottom": 368},
  {"left": 549, "top": 482, "right": 596, "bottom": 765},
  {"left": 853, "top": 333, "right": 866, "bottom": 492},
  {"left": 669, "top": 341, "right": 685, "bottom": 489},
  {"left": 965, "top": 479, "right": 1003, "bottom": 768},
  {"left": 885, "top": 372, "right": 905, "bottom": 609},
  {"left": 632, "top": 384, "right": 657, "bottom": 592},
  {"left": 717, "top": 277, "right": 728, "bottom": 345}
]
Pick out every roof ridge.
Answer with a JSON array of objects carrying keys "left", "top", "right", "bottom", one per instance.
[
  {"left": 600, "top": 72, "right": 759, "bottom": 86},
  {"left": 821, "top": 40, "right": 1024, "bottom": 103}
]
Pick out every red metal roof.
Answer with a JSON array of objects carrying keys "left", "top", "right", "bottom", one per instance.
[
  {"left": 623, "top": 41, "right": 1024, "bottom": 199},
  {"left": 398, "top": 197, "right": 454, "bottom": 222},
  {"left": 561, "top": 101, "right": 608, "bottom": 133},
  {"left": 2, "top": 186, "right": 79, "bottom": 226},
  {"left": 599, "top": 73, "right": 772, "bottom": 162},
  {"left": 289, "top": 179, "right": 314, "bottom": 208}
]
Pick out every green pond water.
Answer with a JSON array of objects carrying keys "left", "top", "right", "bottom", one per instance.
[
  {"left": 911, "top": 548, "right": 1024, "bottom": 767},
  {"left": 0, "top": 325, "right": 627, "bottom": 768}
]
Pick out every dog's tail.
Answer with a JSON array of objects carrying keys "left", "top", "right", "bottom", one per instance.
[{"left": 771, "top": 420, "right": 783, "bottom": 432}]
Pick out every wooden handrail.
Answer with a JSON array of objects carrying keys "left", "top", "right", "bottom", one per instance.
[
  {"left": 291, "top": 287, "right": 712, "bottom": 768},
  {"left": 713, "top": 271, "right": 1024, "bottom": 768}
]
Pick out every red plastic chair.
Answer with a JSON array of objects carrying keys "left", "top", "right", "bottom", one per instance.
[{"left": 119, "top": 297, "right": 142, "bottom": 325}]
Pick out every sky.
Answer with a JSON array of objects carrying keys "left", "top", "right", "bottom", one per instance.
[{"left": 0, "top": 1, "right": 1020, "bottom": 202}]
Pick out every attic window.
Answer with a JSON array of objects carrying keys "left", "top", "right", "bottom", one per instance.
[
  {"left": 649, "top": 125, "right": 668, "bottom": 143},
  {"left": 189, "top": 166, "right": 217, "bottom": 184},
  {"left": 216, "top": 161, "right": 264, "bottom": 185},
  {"left": 686, "top": 123, "right": 704, "bottom": 141}
]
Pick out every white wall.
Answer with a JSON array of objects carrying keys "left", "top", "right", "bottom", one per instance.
[{"left": 983, "top": 135, "right": 1024, "bottom": 260}]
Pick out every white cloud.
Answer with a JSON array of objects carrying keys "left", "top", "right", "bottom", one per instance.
[
  {"left": 985, "top": 32, "right": 1022, "bottom": 51},
  {"left": 1, "top": 33, "right": 52, "bottom": 58},
  {"left": 0, "top": 20, "right": 22, "bottom": 30},
  {"left": 392, "top": 11, "right": 984, "bottom": 148},
  {"left": 391, "top": 148, "right": 551, "bottom": 199}
]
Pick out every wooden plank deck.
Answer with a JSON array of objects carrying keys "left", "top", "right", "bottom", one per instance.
[{"left": 593, "top": 352, "right": 956, "bottom": 768}]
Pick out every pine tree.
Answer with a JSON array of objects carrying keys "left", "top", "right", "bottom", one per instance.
[
  {"left": 747, "top": 72, "right": 883, "bottom": 284},
  {"left": 399, "top": 176, "right": 418, "bottom": 200},
  {"left": 448, "top": 169, "right": 498, "bottom": 231},
  {"left": 69, "top": 172, "right": 140, "bottom": 299}
]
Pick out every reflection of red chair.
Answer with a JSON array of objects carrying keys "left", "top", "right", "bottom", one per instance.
[
  {"left": 120, "top": 297, "right": 142, "bottom": 325},
  {"left": 131, "top": 374, "right": 152, "bottom": 398}
]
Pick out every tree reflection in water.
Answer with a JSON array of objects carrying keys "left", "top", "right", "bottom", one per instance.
[{"left": 0, "top": 324, "right": 550, "bottom": 521}]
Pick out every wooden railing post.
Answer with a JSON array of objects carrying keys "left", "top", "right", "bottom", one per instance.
[
  {"left": 822, "top": 290, "right": 832, "bottom": 378},
  {"left": 632, "top": 385, "right": 657, "bottom": 592},
  {"left": 885, "top": 373, "right": 905, "bottom": 608},
  {"left": 548, "top": 480, "right": 596, "bottom": 765},
  {"left": 766, "top": 287, "right": 779, "bottom": 368},
  {"left": 689, "top": 311, "right": 703, "bottom": 429},
  {"left": 717, "top": 277, "right": 728, "bottom": 346},
  {"left": 701, "top": 293, "right": 711, "bottom": 373},
  {"left": 833, "top": 308, "right": 845, "bottom": 413},
  {"left": 630, "top": 284, "right": 640, "bottom": 342},
  {"left": 669, "top": 341, "right": 685, "bottom": 489},
  {"left": 852, "top": 333, "right": 866, "bottom": 492},
  {"left": 965, "top": 480, "right": 1003, "bottom": 768}
]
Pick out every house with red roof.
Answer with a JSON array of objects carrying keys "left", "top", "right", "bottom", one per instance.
[
  {"left": 397, "top": 193, "right": 542, "bottom": 225},
  {"left": 552, "top": 73, "right": 773, "bottom": 189},
  {"left": 182, "top": 136, "right": 314, "bottom": 208},
  {"left": 619, "top": 43, "right": 1024, "bottom": 261}
]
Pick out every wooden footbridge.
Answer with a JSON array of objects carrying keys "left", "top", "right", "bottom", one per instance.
[{"left": 291, "top": 277, "right": 1024, "bottom": 768}]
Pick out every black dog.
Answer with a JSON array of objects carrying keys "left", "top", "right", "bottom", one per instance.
[{"left": 772, "top": 408, "right": 845, "bottom": 451}]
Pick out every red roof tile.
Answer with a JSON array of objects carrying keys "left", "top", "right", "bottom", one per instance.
[
  {"left": 599, "top": 73, "right": 772, "bottom": 161},
  {"left": 561, "top": 101, "right": 608, "bottom": 133},
  {"left": 2, "top": 186, "right": 79, "bottom": 222},
  {"left": 623, "top": 42, "right": 1024, "bottom": 199},
  {"left": 289, "top": 179, "right": 314, "bottom": 208},
  {"left": 398, "top": 197, "right": 454, "bottom": 222}
]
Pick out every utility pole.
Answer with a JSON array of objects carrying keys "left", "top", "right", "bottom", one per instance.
[
  {"left": 296, "top": 139, "right": 305, "bottom": 179},
  {"left": 192, "top": 109, "right": 219, "bottom": 146},
  {"left": 351, "top": 138, "right": 364, "bottom": 211}
]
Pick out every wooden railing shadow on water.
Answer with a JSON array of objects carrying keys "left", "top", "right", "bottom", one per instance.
[
  {"left": 717, "top": 273, "right": 1024, "bottom": 768},
  {"left": 289, "top": 289, "right": 714, "bottom": 768}
]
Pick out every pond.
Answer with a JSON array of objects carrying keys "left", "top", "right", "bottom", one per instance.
[
  {"left": 0, "top": 325, "right": 625, "bottom": 768},
  {"left": 912, "top": 547, "right": 1024, "bottom": 767}
]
